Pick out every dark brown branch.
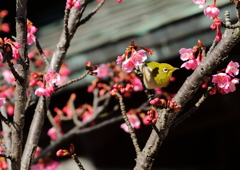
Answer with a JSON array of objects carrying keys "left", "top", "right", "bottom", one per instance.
[{"left": 12, "top": 0, "right": 28, "bottom": 169}]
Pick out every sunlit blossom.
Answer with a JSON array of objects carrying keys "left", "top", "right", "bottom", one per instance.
[
  {"left": 192, "top": 0, "right": 206, "bottom": 8},
  {"left": 226, "top": 61, "right": 239, "bottom": 77},
  {"left": 204, "top": 5, "right": 220, "bottom": 19}
]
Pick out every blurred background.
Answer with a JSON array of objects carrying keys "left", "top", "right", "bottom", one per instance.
[{"left": 1, "top": 0, "right": 240, "bottom": 169}]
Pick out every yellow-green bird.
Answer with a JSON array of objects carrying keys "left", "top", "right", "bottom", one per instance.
[{"left": 139, "top": 61, "right": 179, "bottom": 89}]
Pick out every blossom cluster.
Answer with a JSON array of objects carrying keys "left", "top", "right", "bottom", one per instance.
[
  {"left": 33, "top": 69, "right": 61, "bottom": 97},
  {"left": 211, "top": 61, "right": 239, "bottom": 94},
  {"left": 27, "top": 20, "right": 37, "bottom": 45},
  {"left": 192, "top": 0, "right": 222, "bottom": 41},
  {"left": 88, "top": 62, "right": 143, "bottom": 98},
  {"left": 0, "top": 37, "right": 21, "bottom": 60},
  {"left": 117, "top": 41, "right": 153, "bottom": 73},
  {"left": 66, "top": 0, "right": 81, "bottom": 9},
  {"left": 179, "top": 40, "right": 205, "bottom": 70}
]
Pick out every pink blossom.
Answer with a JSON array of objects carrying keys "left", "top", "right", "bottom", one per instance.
[
  {"left": 27, "top": 33, "right": 36, "bottom": 45},
  {"left": 96, "top": 64, "right": 109, "bottom": 78},
  {"left": 120, "top": 114, "right": 141, "bottom": 133},
  {"left": 63, "top": 106, "right": 72, "bottom": 118},
  {"left": 28, "top": 25, "right": 37, "bottom": 34},
  {"left": 12, "top": 47, "right": 20, "bottom": 59},
  {"left": 12, "top": 42, "right": 21, "bottom": 48},
  {"left": 193, "top": 0, "right": 206, "bottom": 8},
  {"left": 59, "top": 63, "right": 71, "bottom": 76},
  {"left": 204, "top": 5, "right": 220, "bottom": 19},
  {"left": 45, "top": 69, "right": 61, "bottom": 84},
  {"left": 223, "top": 78, "right": 239, "bottom": 93},
  {"left": 1, "top": 23, "right": 10, "bottom": 32},
  {"left": 130, "top": 50, "right": 147, "bottom": 66},
  {"left": 130, "top": 76, "right": 143, "bottom": 91},
  {"left": 35, "top": 87, "right": 51, "bottom": 97},
  {"left": 7, "top": 104, "right": 14, "bottom": 116},
  {"left": 226, "top": 61, "right": 239, "bottom": 77},
  {"left": 179, "top": 48, "right": 195, "bottom": 61},
  {"left": 28, "top": 52, "right": 35, "bottom": 59},
  {"left": 116, "top": 0, "right": 122, "bottom": 2},
  {"left": 212, "top": 73, "right": 230, "bottom": 88},
  {"left": 122, "top": 58, "right": 135, "bottom": 72},
  {"left": 74, "top": 0, "right": 81, "bottom": 8},
  {"left": 2, "top": 70, "right": 16, "bottom": 85},
  {"left": 47, "top": 127, "right": 58, "bottom": 140},
  {"left": 66, "top": 0, "right": 81, "bottom": 9},
  {"left": 116, "top": 55, "right": 124, "bottom": 64},
  {"left": 0, "top": 97, "right": 6, "bottom": 107},
  {"left": 31, "top": 161, "right": 60, "bottom": 170},
  {"left": 181, "top": 59, "right": 199, "bottom": 70},
  {"left": 0, "top": 53, "right": 3, "bottom": 62}
]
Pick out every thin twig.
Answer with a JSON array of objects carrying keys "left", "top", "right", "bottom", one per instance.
[
  {"left": 55, "top": 70, "right": 90, "bottom": 91},
  {"left": 71, "top": 153, "right": 85, "bottom": 170},
  {"left": 4, "top": 51, "right": 24, "bottom": 83},
  {"left": 47, "top": 111, "right": 62, "bottom": 139},
  {"left": 171, "top": 86, "right": 212, "bottom": 129},
  {"left": 77, "top": 0, "right": 106, "bottom": 27},
  {"left": 116, "top": 92, "right": 141, "bottom": 156},
  {"left": 35, "top": 38, "right": 50, "bottom": 66}
]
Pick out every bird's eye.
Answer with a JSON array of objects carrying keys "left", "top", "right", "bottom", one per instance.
[{"left": 162, "top": 68, "right": 168, "bottom": 73}]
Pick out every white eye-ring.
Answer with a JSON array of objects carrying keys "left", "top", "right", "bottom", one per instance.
[{"left": 163, "top": 68, "right": 168, "bottom": 73}]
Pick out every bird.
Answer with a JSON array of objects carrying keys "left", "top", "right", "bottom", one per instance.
[{"left": 138, "top": 61, "right": 178, "bottom": 89}]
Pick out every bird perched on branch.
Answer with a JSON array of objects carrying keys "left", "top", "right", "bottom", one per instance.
[{"left": 138, "top": 61, "right": 178, "bottom": 89}]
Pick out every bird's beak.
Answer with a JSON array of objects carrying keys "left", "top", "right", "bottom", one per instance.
[{"left": 171, "top": 67, "right": 179, "bottom": 71}]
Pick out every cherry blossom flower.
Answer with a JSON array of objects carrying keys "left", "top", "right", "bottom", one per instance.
[
  {"left": 130, "top": 50, "right": 147, "bottom": 66},
  {"left": 47, "top": 127, "right": 58, "bottom": 140},
  {"left": 27, "top": 33, "right": 36, "bottom": 45},
  {"left": 35, "top": 87, "right": 49, "bottom": 97},
  {"left": 0, "top": 10, "right": 8, "bottom": 18},
  {"left": 1, "top": 23, "right": 10, "bottom": 32},
  {"left": 193, "top": 0, "right": 206, "bottom": 8},
  {"left": 66, "top": 0, "right": 81, "bottom": 9},
  {"left": 204, "top": 5, "right": 220, "bottom": 19},
  {"left": 226, "top": 61, "right": 239, "bottom": 77},
  {"left": 212, "top": 73, "right": 230, "bottom": 88},
  {"left": 0, "top": 98, "right": 6, "bottom": 107},
  {"left": 96, "top": 64, "right": 109, "bottom": 78},
  {"left": 179, "top": 48, "right": 195, "bottom": 61},
  {"left": 26, "top": 20, "right": 37, "bottom": 45},
  {"left": 223, "top": 78, "right": 239, "bottom": 93},
  {"left": 181, "top": 58, "right": 199, "bottom": 70},
  {"left": 7, "top": 104, "right": 14, "bottom": 116},
  {"left": 45, "top": 69, "right": 61, "bottom": 84},
  {"left": 122, "top": 58, "right": 135, "bottom": 72},
  {"left": 12, "top": 46, "right": 20, "bottom": 59},
  {"left": 2, "top": 70, "right": 16, "bottom": 85},
  {"left": 120, "top": 114, "right": 141, "bottom": 133},
  {"left": 116, "top": 55, "right": 124, "bottom": 64}
]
